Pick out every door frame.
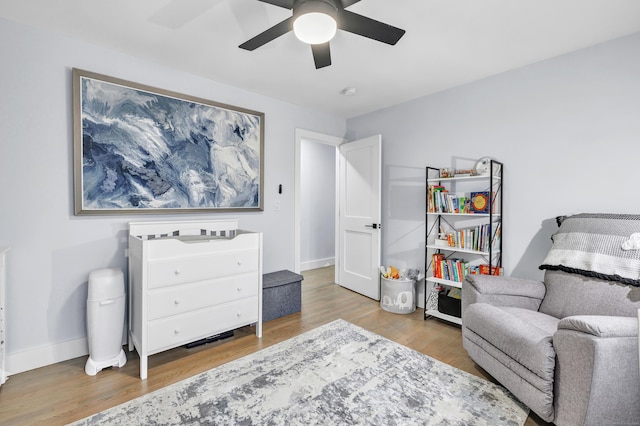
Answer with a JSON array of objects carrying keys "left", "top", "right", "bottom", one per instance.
[{"left": 294, "top": 129, "right": 345, "bottom": 281}]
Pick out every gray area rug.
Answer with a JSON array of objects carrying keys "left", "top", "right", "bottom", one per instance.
[{"left": 70, "top": 319, "right": 528, "bottom": 425}]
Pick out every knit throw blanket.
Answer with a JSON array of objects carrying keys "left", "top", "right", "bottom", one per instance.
[{"left": 540, "top": 213, "right": 640, "bottom": 286}]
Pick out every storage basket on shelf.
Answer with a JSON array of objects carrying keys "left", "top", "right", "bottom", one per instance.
[{"left": 437, "top": 288, "right": 461, "bottom": 318}]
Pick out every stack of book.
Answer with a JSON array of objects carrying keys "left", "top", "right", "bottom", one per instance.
[
  {"left": 432, "top": 254, "right": 504, "bottom": 281},
  {"left": 476, "top": 264, "right": 504, "bottom": 276},
  {"left": 428, "top": 186, "right": 470, "bottom": 213},
  {"left": 444, "top": 223, "right": 501, "bottom": 252},
  {"left": 431, "top": 254, "right": 469, "bottom": 282},
  {"left": 428, "top": 186, "right": 497, "bottom": 214}
]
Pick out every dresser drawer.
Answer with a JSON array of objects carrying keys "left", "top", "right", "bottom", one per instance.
[
  {"left": 147, "top": 296, "right": 259, "bottom": 353},
  {"left": 147, "top": 273, "right": 258, "bottom": 320},
  {"left": 147, "top": 249, "right": 258, "bottom": 289}
]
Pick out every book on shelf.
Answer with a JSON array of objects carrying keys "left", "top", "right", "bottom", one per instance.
[
  {"left": 470, "top": 191, "right": 500, "bottom": 214},
  {"left": 427, "top": 185, "right": 443, "bottom": 213},
  {"left": 432, "top": 253, "right": 444, "bottom": 278},
  {"left": 493, "top": 222, "right": 502, "bottom": 244},
  {"left": 441, "top": 223, "right": 500, "bottom": 252},
  {"left": 447, "top": 288, "right": 462, "bottom": 299},
  {"left": 470, "top": 191, "right": 490, "bottom": 213}
]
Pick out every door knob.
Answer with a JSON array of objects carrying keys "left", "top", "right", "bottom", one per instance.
[{"left": 365, "top": 223, "right": 381, "bottom": 229}]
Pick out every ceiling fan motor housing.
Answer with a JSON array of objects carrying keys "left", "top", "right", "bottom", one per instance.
[{"left": 293, "top": 0, "right": 339, "bottom": 20}]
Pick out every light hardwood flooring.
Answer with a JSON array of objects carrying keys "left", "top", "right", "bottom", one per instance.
[{"left": 0, "top": 266, "right": 550, "bottom": 425}]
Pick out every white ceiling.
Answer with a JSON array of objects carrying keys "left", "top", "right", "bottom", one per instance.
[{"left": 2, "top": 0, "right": 640, "bottom": 118}]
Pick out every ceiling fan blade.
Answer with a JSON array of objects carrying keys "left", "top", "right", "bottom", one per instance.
[
  {"left": 340, "top": 0, "right": 361, "bottom": 8},
  {"left": 239, "top": 16, "right": 294, "bottom": 51},
  {"left": 257, "top": 0, "right": 294, "bottom": 9},
  {"left": 311, "top": 42, "right": 332, "bottom": 69},
  {"left": 337, "top": 10, "right": 405, "bottom": 45}
]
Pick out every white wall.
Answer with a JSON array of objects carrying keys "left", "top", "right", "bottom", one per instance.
[
  {"left": 4, "top": 15, "right": 639, "bottom": 373},
  {"left": 300, "top": 139, "right": 336, "bottom": 270},
  {"left": 346, "top": 32, "right": 640, "bottom": 307},
  {"left": 0, "top": 18, "right": 346, "bottom": 372}
]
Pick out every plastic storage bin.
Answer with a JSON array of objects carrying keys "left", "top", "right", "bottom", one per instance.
[
  {"left": 85, "top": 268, "right": 127, "bottom": 376},
  {"left": 380, "top": 277, "right": 416, "bottom": 314}
]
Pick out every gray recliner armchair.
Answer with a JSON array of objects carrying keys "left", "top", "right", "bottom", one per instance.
[{"left": 462, "top": 214, "right": 640, "bottom": 426}]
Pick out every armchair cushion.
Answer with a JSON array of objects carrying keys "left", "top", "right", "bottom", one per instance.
[
  {"left": 539, "top": 270, "right": 640, "bottom": 318},
  {"left": 465, "top": 304, "right": 558, "bottom": 382},
  {"left": 464, "top": 274, "right": 546, "bottom": 298}
]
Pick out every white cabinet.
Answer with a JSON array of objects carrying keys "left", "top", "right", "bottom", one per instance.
[
  {"left": 128, "top": 220, "right": 262, "bottom": 379},
  {"left": 424, "top": 162, "right": 503, "bottom": 325}
]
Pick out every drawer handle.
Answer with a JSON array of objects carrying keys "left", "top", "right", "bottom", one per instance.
[
  {"left": 174, "top": 328, "right": 181, "bottom": 334},
  {"left": 174, "top": 299, "right": 181, "bottom": 305},
  {"left": 174, "top": 269, "right": 181, "bottom": 276},
  {"left": 237, "top": 287, "right": 242, "bottom": 292},
  {"left": 236, "top": 312, "right": 241, "bottom": 317},
  {"left": 236, "top": 260, "right": 242, "bottom": 267}
]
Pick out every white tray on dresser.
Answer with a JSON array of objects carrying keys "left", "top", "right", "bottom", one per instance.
[{"left": 128, "top": 220, "right": 263, "bottom": 380}]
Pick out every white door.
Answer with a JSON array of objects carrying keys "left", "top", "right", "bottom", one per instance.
[{"left": 338, "top": 135, "right": 381, "bottom": 300}]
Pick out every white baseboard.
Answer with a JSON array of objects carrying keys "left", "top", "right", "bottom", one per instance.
[
  {"left": 301, "top": 257, "right": 335, "bottom": 271},
  {"left": 6, "top": 337, "right": 88, "bottom": 376}
]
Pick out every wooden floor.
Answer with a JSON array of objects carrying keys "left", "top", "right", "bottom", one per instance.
[{"left": 0, "top": 266, "right": 550, "bottom": 425}]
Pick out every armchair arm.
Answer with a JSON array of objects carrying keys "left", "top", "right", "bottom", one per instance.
[
  {"left": 553, "top": 315, "right": 639, "bottom": 426},
  {"left": 558, "top": 315, "right": 638, "bottom": 338},
  {"left": 462, "top": 275, "right": 546, "bottom": 315}
]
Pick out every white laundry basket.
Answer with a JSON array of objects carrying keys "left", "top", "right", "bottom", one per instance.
[{"left": 85, "top": 268, "right": 127, "bottom": 376}]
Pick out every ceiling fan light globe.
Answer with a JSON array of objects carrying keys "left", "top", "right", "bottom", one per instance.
[{"left": 293, "top": 12, "right": 337, "bottom": 44}]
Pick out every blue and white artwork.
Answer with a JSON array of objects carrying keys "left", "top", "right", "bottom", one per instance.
[{"left": 74, "top": 70, "right": 263, "bottom": 214}]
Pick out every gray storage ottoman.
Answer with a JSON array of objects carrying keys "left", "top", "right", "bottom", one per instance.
[{"left": 262, "top": 270, "right": 303, "bottom": 322}]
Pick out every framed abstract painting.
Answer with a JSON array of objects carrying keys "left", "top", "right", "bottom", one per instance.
[{"left": 72, "top": 68, "right": 264, "bottom": 215}]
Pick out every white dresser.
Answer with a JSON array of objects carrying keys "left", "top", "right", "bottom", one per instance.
[
  {"left": 128, "top": 220, "right": 262, "bottom": 380},
  {"left": 0, "top": 246, "right": 8, "bottom": 387}
]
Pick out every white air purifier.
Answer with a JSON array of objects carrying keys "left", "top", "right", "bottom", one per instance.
[{"left": 85, "top": 268, "right": 127, "bottom": 376}]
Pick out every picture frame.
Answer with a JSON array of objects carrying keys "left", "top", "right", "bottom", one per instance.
[{"left": 72, "top": 68, "right": 264, "bottom": 215}]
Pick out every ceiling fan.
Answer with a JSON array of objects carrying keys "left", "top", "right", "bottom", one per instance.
[{"left": 239, "top": 0, "right": 406, "bottom": 69}]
